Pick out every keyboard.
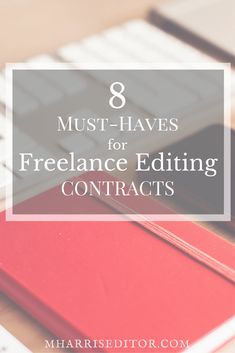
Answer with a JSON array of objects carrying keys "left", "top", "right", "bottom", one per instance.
[{"left": 0, "top": 19, "right": 234, "bottom": 201}]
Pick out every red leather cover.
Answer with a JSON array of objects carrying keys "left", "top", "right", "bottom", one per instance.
[{"left": 0, "top": 175, "right": 235, "bottom": 352}]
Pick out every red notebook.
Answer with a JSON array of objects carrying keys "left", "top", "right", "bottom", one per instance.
[{"left": 0, "top": 173, "right": 235, "bottom": 353}]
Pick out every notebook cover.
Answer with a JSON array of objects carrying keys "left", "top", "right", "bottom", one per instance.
[{"left": 0, "top": 173, "right": 235, "bottom": 353}]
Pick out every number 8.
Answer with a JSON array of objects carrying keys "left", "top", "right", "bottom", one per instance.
[{"left": 109, "top": 82, "right": 126, "bottom": 109}]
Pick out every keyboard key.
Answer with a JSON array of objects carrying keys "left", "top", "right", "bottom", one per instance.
[
  {"left": 0, "top": 73, "right": 5, "bottom": 106},
  {"left": 14, "top": 70, "right": 63, "bottom": 105},
  {"left": 81, "top": 34, "right": 132, "bottom": 62},
  {"left": 14, "top": 127, "right": 37, "bottom": 152},
  {"left": 0, "top": 163, "right": 12, "bottom": 198},
  {"left": 103, "top": 27, "right": 164, "bottom": 62},
  {"left": 13, "top": 86, "right": 39, "bottom": 115},
  {"left": 0, "top": 72, "right": 39, "bottom": 114},
  {"left": 57, "top": 43, "right": 98, "bottom": 64},
  {"left": 27, "top": 54, "right": 57, "bottom": 64},
  {"left": 0, "top": 139, "right": 5, "bottom": 162},
  {"left": 43, "top": 69, "right": 87, "bottom": 95},
  {"left": 0, "top": 113, "right": 6, "bottom": 138},
  {"left": 1, "top": 123, "right": 37, "bottom": 163},
  {"left": 59, "top": 132, "right": 95, "bottom": 156},
  {"left": 0, "top": 115, "right": 12, "bottom": 162},
  {"left": 28, "top": 55, "right": 88, "bottom": 95}
]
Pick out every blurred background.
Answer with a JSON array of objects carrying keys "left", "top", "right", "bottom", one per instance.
[
  {"left": 0, "top": 1, "right": 234, "bottom": 352},
  {"left": 0, "top": 0, "right": 155, "bottom": 64}
]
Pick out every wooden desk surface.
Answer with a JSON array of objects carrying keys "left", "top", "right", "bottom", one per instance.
[{"left": 0, "top": 1, "right": 234, "bottom": 352}]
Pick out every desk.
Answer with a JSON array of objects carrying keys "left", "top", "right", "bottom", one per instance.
[{"left": 0, "top": 1, "right": 234, "bottom": 352}]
